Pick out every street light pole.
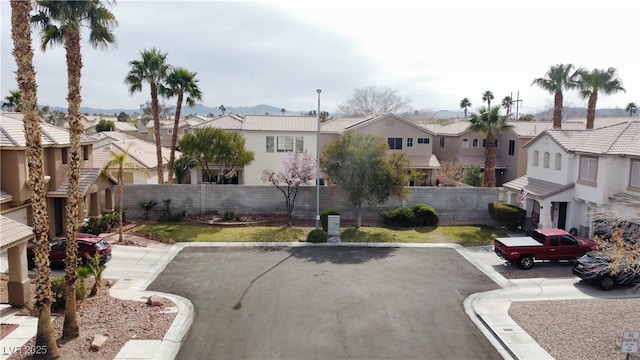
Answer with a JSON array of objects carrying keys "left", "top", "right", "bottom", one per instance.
[{"left": 316, "top": 89, "right": 322, "bottom": 228}]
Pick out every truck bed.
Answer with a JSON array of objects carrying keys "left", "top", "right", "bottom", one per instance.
[{"left": 495, "top": 237, "right": 542, "bottom": 247}]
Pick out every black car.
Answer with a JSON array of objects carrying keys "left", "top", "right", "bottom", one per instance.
[{"left": 573, "top": 251, "right": 640, "bottom": 290}]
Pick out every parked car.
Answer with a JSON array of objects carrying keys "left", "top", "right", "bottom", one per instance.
[
  {"left": 573, "top": 251, "right": 640, "bottom": 290},
  {"left": 494, "top": 228, "right": 597, "bottom": 269},
  {"left": 27, "top": 233, "right": 112, "bottom": 268}
]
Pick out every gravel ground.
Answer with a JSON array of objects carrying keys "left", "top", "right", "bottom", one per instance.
[
  {"left": 509, "top": 297, "right": 640, "bottom": 360},
  {"left": 6, "top": 283, "right": 176, "bottom": 360}
]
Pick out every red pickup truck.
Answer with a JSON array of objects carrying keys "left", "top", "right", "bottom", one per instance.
[{"left": 494, "top": 228, "right": 597, "bottom": 270}]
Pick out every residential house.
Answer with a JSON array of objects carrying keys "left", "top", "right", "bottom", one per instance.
[
  {"left": 186, "top": 113, "right": 440, "bottom": 186},
  {"left": 84, "top": 117, "right": 138, "bottom": 136},
  {"left": 1, "top": 113, "right": 115, "bottom": 306},
  {"left": 91, "top": 130, "right": 140, "bottom": 148},
  {"left": 93, "top": 139, "right": 178, "bottom": 184},
  {"left": 321, "top": 114, "right": 440, "bottom": 185},
  {"left": 422, "top": 118, "right": 631, "bottom": 186},
  {"left": 502, "top": 120, "right": 640, "bottom": 236},
  {"left": 146, "top": 116, "right": 207, "bottom": 147}
]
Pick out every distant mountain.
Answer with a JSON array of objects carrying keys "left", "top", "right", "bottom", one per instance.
[
  {"left": 44, "top": 103, "right": 292, "bottom": 116},
  {"left": 532, "top": 107, "right": 629, "bottom": 122}
]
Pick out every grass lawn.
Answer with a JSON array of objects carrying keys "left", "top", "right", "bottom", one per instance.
[{"left": 135, "top": 223, "right": 506, "bottom": 246}]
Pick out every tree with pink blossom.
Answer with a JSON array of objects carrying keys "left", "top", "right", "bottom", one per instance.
[{"left": 262, "top": 152, "right": 316, "bottom": 227}]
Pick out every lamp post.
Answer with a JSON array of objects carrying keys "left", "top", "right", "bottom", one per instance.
[{"left": 316, "top": 89, "right": 322, "bottom": 228}]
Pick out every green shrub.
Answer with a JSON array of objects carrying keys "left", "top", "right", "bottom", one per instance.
[
  {"left": 411, "top": 204, "right": 439, "bottom": 226},
  {"left": 81, "top": 213, "right": 118, "bottom": 235},
  {"left": 382, "top": 207, "right": 416, "bottom": 227},
  {"left": 320, "top": 208, "right": 340, "bottom": 231},
  {"left": 223, "top": 211, "right": 235, "bottom": 221},
  {"left": 77, "top": 266, "right": 90, "bottom": 278},
  {"left": 51, "top": 276, "right": 87, "bottom": 309},
  {"left": 488, "top": 202, "right": 525, "bottom": 230},
  {"left": 307, "top": 228, "right": 328, "bottom": 243}
]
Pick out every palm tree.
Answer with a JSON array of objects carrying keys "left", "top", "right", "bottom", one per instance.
[
  {"left": 281, "top": 108, "right": 286, "bottom": 116},
  {"left": 174, "top": 156, "right": 197, "bottom": 184},
  {"left": 501, "top": 96, "right": 513, "bottom": 120},
  {"left": 481, "top": 90, "right": 494, "bottom": 110},
  {"left": 2, "top": 89, "right": 22, "bottom": 111},
  {"left": 531, "top": 64, "right": 581, "bottom": 129},
  {"left": 625, "top": 102, "right": 637, "bottom": 117},
  {"left": 102, "top": 149, "right": 129, "bottom": 244},
  {"left": 10, "top": 0, "right": 60, "bottom": 356},
  {"left": 125, "top": 48, "right": 170, "bottom": 183},
  {"left": 219, "top": 104, "right": 226, "bottom": 115},
  {"left": 161, "top": 67, "right": 202, "bottom": 184},
  {"left": 467, "top": 106, "right": 513, "bottom": 187},
  {"left": 32, "top": 0, "right": 117, "bottom": 340},
  {"left": 459, "top": 98, "right": 472, "bottom": 120},
  {"left": 577, "top": 67, "right": 625, "bottom": 129}
]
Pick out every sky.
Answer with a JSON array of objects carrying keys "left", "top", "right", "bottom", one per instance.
[{"left": 1, "top": 0, "right": 638, "bottom": 115}]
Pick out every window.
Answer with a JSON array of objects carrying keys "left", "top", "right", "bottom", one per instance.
[
  {"left": 83, "top": 145, "right": 90, "bottom": 161},
  {"left": 439, "top": 137, "right": 445, "bottom": 148},
  {"left": 167, "top": 129, "right": 173, "bottom": 135},
  {"left": 554, "top": 153, "right": 562, "bottom": 170},
  {"left": 277, "top": 136, "right": 294, "bottom": 152},
  {"left": 533, "top": 150, "right": 539, "bottom": 167},
  {"left": 561, "top": 236, "right": 577, "bottom": 246},
  {"left": 508, "top": 140, "right": 515, "bottom": 156},
  {"left": 629, "top": 159, "right": 640, "bottom": 190},
  {"left": 387, "top": 137, "right": 402, "bottom": 150},
  {"left": 543, "top": 152, "right": 550, "bottom": 168},
  {"left": 481, "top": 139, "right": 498, "bottom": 148},
  {"left": 417, "top": 138, "right": 429, "bottom": 144},
  {"left": 62, "top": 147, "right": 68, "bottom": 164},
  {"left": 578, "top": 156, "right": 598, "bottom": 186},
  {"left": 266, "top": 136, "right": 274, "bottom": 153},
  {"left": 407, "top": 138, "right": 413, "bottom": 147},
  {"left": 472, "top": 138, "right": 479, "bottom": 148},
  {"left": 462, "top": 138, "right": 469, "bottom": 148},
  {"left": 295, "top": 137, "right": 304, "bottom": 153}
]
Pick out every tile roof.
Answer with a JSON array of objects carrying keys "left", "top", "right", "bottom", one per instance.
[
  {"left": 1, "top": 114, "right": 93, "bottom": 148},
  {"left": 0, "top": 190, "right": 14, "bottom": 204},
  {"left": 90, "top": 131, "right": 139, "bottom": 148},
  {"left": 406, "top": 154, "right": 441, "bottom": 169},
  {"left": 503, "top": 175, "right": 575, "bottom": 200},
  {"left": 537, "top": 120, "right": 640, "bottom": 156},
  {"left": 0, "top": 215, "right": 33, "bottom": 250},
  {"left": 193, "top": 115, "right": 244, "bottom": 130},
  {"left": 242, "top": 115, "right": 318, "bottom": 132},
  {"left": 93, "top": 139, "right": 177, "bottom": 170},
  {"left": 320, "top": 117, "right": 370, "bottom": 133},
  {"left": 47, "top": 168, "right": 102, "bottom": 198}
]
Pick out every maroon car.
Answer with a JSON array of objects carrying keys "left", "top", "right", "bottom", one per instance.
[{"left": 27, "top": 233, "right": 112, "bottom": 268}]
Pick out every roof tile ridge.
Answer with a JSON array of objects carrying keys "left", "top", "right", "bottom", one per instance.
[
  {"left": 0, "top": 125, "right": 19, "bottom": 147},
  {"left": 603, "top": 121, "right": 632, "bottom": 153}
]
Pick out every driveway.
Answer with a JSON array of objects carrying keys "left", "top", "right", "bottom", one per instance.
[{"left": 148, "top": 246, "right": 500, "bottom": 359}]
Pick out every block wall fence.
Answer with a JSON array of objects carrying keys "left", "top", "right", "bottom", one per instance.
[{"left": 121, "top": 185, "right": 504, "bottom": 225}]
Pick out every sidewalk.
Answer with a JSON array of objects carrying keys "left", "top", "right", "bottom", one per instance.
[
  {"left": 462, "top": 244, "right": 640, "bottom": 360},
  {"left": 1, "top": 232, "right": 192, "bottom": 360}
]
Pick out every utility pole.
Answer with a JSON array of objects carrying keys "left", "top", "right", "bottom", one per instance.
[{"left": 512, "top": 91, "right": 523, "bottom": 121}]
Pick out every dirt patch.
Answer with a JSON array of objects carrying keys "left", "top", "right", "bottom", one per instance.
[{"left": 1, "top": 323, "right": 19, "bottom": 339}]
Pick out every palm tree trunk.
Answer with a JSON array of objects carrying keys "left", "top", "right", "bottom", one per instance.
[
  {"left": 168, "top": 92, "right": 184, "bottom": 184},
  {"left": 553, "top": 90, "right": 563, "bottom": 129},
  {"left": 62, "top": 27, "right": 82, "bottom": 340},
  {"left": 586, "top": 92, "right": 598, "bottom": 129},
  {"left": 10, "top": 1, "right": 61, "bottom": 357},
  {"left": 118, "top": 170, "right": 124, "bottom": 243},
  {"left": 483, "top": 131, "right": 497, "bottom": 187},
  {"left": 151, "top": 82, "right": 164, "bottom": 183}
]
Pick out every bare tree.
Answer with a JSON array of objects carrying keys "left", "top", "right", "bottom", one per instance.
[
  {"left": 435, "top": 159, "right": 464, "bottom": 186},
  {"left": 337, "top": 86, "right": 411, "bottom": 116},
  {"left": 590, "top": 203, "right": 640, "bottom": 290}
]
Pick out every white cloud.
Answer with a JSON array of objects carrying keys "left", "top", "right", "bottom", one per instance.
[{"left": 2, "top": 0, "right": 638, "bottom": 114}]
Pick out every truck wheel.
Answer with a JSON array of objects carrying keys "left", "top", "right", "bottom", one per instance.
[
  {"left": 519, "top": 255, "right": 534, "bottom": 270},
  {"left": 600, "top": 276, "right": 615, "bottom": 291}
]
